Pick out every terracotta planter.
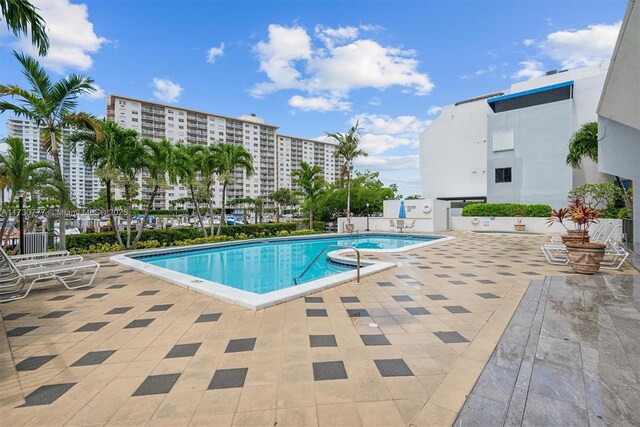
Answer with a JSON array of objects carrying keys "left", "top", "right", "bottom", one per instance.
[
  {"left": 561, "top": 230, "right": 589, "bottom": 245},
  {"left": 564, "top": 241, "right": 606, "bottom": 274},
  {"left": 514, "top": 224, "right": 526, "bottom": 232}
]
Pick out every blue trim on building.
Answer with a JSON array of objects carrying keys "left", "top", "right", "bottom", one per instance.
[{"left": 487, "top": 81, "right": 574, "bottom": 104}]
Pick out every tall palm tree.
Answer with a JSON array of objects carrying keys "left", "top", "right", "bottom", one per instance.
[
  {"left": 174, "top": 144, "right": 208, "bottom": 235},
  {"left": 0, "top": 137, "right": 54, "bottom": 243},
  {"left": 0, "top": 51, "right": 102, "bottom": 249},
  {"left": 293, "top": 162, "right": 325, "bottom": 229},
  {"left": 271, "top": 187, "right": 297, "bottom": 223},
  {"left": 1, "top": 0, "right": 49, "bottom": 55},
  {"left": 116, "top": 137, "right": 144, "bottom": 248},
  {"left": 69, "top": 121, "right": 136, "bottom": 247},
  {"left": 326, "top": 121, "right": 367, "bottom": 218},
  {"left": 198, "top": 145, "right": 219, "bottom": 236},
  {"left": 567, "top": 121, "right": 631, "bottom": 211},
  {"left": 212, "top": 143, "right": 254, "bottom": 236}
]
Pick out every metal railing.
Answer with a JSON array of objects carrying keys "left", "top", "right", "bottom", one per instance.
[{"left": 294, "top": 244, "right": 361, "bottom": 285}]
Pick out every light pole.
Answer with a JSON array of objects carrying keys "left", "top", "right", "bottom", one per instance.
[{"left": 366, "top": 203, "right": 370, "bottom": 231}]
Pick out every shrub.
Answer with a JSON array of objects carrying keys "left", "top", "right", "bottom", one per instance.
[{"left": 462, "top": 203, "right": 552, "bottom": 218}]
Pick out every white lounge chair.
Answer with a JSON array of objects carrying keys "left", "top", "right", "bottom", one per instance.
[
  {"left": 389, "top": 219, "right": 396, "bottom": 232},
  {"left": 404, "top": 220, "right": 416, "bottom": 232},
  {"left": 0, "top": 250, "right": 83, "bottom": 277},
  {"left": 0, "top": 249, "right": 99, "bottom": 303}
]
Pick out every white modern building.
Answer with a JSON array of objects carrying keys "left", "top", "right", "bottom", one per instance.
[
  {"left": 107, "top": 95, "right": 340, "bottom": 209},
  {"left": 420, "top": 62, "right": 613, "bottom": 209},
  {"left": 6, "top": 118, "right": 101, "bottom": 207}
]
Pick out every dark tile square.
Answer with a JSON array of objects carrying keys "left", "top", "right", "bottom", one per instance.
[
  {"left": 407, "top": 281, "right": 423, "bottom": 286},
  {"left": 195, "top": 313, "right": 221, "bottom": 323},
  {"left": 460, "top": 273, "right": 477, "bottom": 277},
  {"left": 20, "top": 383, "right": 76, "bottom": 406},
  {"left": 374, "top": 359, "right": 413, "bottom": 377},
  {"left": 340, "top": 296, "right": 359, "bottom": 303},
  {"left": 392, "top": 295, "right": 413, "bottom": 302},
  {"left": 84, "top": 293, "right": 107, "bottom": 299},
  {"left": 225, "top": 338, "right": 256, "bottom": 353},
  {"left": 434, "top": 331, "right": 469, "bottom": 343},
  {"left": 360, "top": 334, "right": 391, "bottom": 346},
  {"left": 148, "top": 304, "right": 173, "bottom": 312},
  {"left": 313, "top": 361, "right": 348, "bottom": 381},
  {"left": 523, "top": 271, "right": 540, "bottom": 276},
  {"left": 477, "top": 279, "right": 496, "bottom": 284},
  {"left": 103, "top": 275, "right": 121, "bottom": 280},
  {"left": 48, "top": 295, "right": 72, "bottom": 301},
  {"left": 208, "top": 368, "right": 248, "bottom": 389},
  {"left": 304, "top": 296, "right": 323, "bottom": 303},
  {"left": 306, "top": 309, "right": 328, "bottom": 317},
  {"left": 441, "top": 266, "right": 454, "bottom": 269},
  {"left": 406, "top": 307, "right": 430, "bottom": 315},
  {"left": 39, "top": 311, "right": 71, "bottom": 319},
  {"left": 124, "top": 318, "right": 154, "bottom": 329},
  {"left": 476, "top": 293, "right": 500, "bottom": 299},
  {"left": 132, "top": 373, "right": 181, "bottom": 396},
  {"left": 16, "top": 355, "right": 57, "bottom": 371},
  {"left": 107, "top": 284, "right": 127, "bottom": 289},
  {"left": 309, "top": 335, "right": 337, "bottom": 348},
  {"left": 444, "top": 306, "right": 471, "bottom": 314},
  {"left": 449, "top": 280, "right": 467, "bottom": 285},
  {"left": 395, "top": 275, "right": 411, "bottom": 279},
  {"left": 435, "top": 274, "right": 450, "bottom": 278},
  {"left": 138, "top": 290, "right": 159, "bottom": 296},
  {"left": 426, "top": 294, "right": 448, "bottom": 301},
  {"left": 74, "top": 322, "right": 108, "bottom": 332},
  {"left": 498, "top": 272, "right": 516, "bottom": 276},
  {"left": 71, "top": 350, "right": 116, "bottom": 366},
  {"left": 346, "top": 309, "right": 369, "bottom": 318},
  {"left": 166, "top": 343, "right": 201, "bottom": 358},
  {"left": 378, "top": 282, "right": 394, "bottom": 287},
  {"left": 418, "top": 266, "right": 431, "bottom": 270},
  {"left": 105, "top": 307, "right": 132, "bottom": 315},
  {"left": 3, "top": 312, "right": 29, "bottom": 321},
  {"left": 7, "top": 326, "right": 38, "bottom": 337}
]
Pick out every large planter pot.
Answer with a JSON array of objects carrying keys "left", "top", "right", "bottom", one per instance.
[
  {"left": 564, "top": 242, "right": 606, "bottom": 274},
  {"left": 514, "top": 224, "right": 526, "bottom": 232},
  {"left": 561, "top": 230, "right": 589, "bottom": 245}
]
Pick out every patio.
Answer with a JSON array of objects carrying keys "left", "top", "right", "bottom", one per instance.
[{"left": 0, "top": 231, "right": 635, "bottom": 426}]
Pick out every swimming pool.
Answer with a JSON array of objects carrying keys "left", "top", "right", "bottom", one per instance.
[{"left": 111, "top": 233, "right": 453, "bottom": 309}]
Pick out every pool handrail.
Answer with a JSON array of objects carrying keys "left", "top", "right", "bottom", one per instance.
[{"left": 294, "top": 244, "right": 361, "bottom": 285}]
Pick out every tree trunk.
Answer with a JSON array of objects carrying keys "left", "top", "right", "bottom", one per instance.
[
  {"left": 275, "top": 205, "right": 280, "bottom": 223},
  {"left": 105, "top": 180, "right": 124, "bottom": 247},
  {"left": 615, "top": 176, "right": 632, "bottom": 211},
  {"left": 217, "top": 182, "right": 227, "bottom": 236},
  {"left": 346, "top": 164, "right": 351, "bottom": 218},
  {"left": 309, "top": 206, "right": 314, "bottom": 230},
  {"left": 207, "top": 183, "right": 215, "bottom": 237},
  {"left": 190, "top": 185, "right": 206, "bottom": 236},
  {"left": 0, "top": 194, "right": 15, "bottom": 248},
  {"left": 132, "top": 184, "right": 158, "bottom": 247},
  {"left": 50, "top": 132, "right": 66, "bottom": 250},
  {"left": 124, "top": 184, "right": 132, "bottom": 248}
]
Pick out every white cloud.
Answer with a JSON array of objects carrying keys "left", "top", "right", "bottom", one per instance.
[
  {"left": 81, "top": 83, "right": 105, "bottom": 100},
  {"left": 523, "top": 39, "right": 535, "bottom": 46},
  {"left": 251, "top": 24, "right": 433, "bottom": 109},
  {"left": 354, "top": 154, "right": 419, "bottom": 170},
  {"left": 540, "top": 22, "right": 621, "bottom": 69},
  {"left": 206, "top": 43, "right": 225, "bottom": 63},
  {"left": 427, "top": 106, "right": 442, "bottom": 116},
  {"left": 288, "top": 95, "right": 351, "bottom": 112},
  {"left": 352, "top": 113, "right": 431, "bottom": 136},
  {"left": 8, "top": 0, "right": 107, "bottom": 73},
  {"left": 152, "top": 78, "right": 183, "bottom": 103},
  {"left": 368, "top": 97, "right": 381, "bottom": 106},
  {"left": 358, "top": 134, "right": 414, "bottom": 155},
  {"left": 512, "top": 60, "right": 545, "bottom": 80}
]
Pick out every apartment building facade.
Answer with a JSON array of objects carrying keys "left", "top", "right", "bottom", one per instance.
[{"left": 107, "top": 95, "right": 340, "bottom": 210}]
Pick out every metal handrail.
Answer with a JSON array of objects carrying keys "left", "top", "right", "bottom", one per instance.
[{"left": 294, "top": 244, "right": 361, "bottom": 285}]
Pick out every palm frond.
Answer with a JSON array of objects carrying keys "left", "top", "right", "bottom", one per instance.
[{"left": 0, "top": 1, "right": 49, "bottom": 55}]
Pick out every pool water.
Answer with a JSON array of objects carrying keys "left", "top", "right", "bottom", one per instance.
[{"left": 137, "top": 234, "right": 439, "bottom": 294}]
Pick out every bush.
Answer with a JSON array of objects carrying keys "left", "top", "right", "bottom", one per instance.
[
  {"left": 462, "top": 203, "right": 552, "bottom": 218},
  {"left": 313, "top": 221, "right": 324, "bottom": 232}
]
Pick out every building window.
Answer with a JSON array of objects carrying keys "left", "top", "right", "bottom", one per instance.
[
  {"left": 495, "top": 167, "right": 512, "bottom": 183},
  {"left": 492, "top": 131, "right": 514, "bottom": 152}
]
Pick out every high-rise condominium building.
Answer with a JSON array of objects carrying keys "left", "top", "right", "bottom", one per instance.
[
  {"left": 107, "top": 95, "right": 340, "bottom": 209},
  {"left": 5, "top": 118, "right": 101, "bottom": 207}
]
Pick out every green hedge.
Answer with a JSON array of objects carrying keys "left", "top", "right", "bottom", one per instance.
[
  {"left": 65, "top": 223, "right": 299, "bottom": 250},
  {"left": 461, "top": 203, "right": 552, "bottom": 218}
]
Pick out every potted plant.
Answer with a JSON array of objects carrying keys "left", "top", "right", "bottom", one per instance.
[
  {"left": 563, "top": 204, "right": 605, "bottom": 274},
  {"left": 514, "top": 207, "right": 526, "bottom": 231},
  {"left": 547, "top": 198, "right": 591, "bottom": 244}
]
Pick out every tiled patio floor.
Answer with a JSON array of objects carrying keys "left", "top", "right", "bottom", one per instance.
[{"left": 0, "top": 232, "right": 634, "bottom": 426}]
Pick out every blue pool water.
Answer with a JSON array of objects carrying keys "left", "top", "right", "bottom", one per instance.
[{"left": 135, "top": 234, "right": 439, "bottom": 294}]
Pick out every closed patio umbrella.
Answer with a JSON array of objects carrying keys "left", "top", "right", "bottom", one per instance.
[{"left": 398, "top": 200, "right": 406, "bottom": 218}]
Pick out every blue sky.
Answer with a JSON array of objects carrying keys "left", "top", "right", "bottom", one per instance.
[{"left": 0, "top": 0, "right": 627, "bottom": 196}]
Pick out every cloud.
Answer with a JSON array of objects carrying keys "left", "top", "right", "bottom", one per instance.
[
  {"left": 7, "top": 0, "right": 107, "bottom": 73},
  {"left": 427, "top": 106, "right": 442, "bottom": 116},
  {"left": 81, "top": 83, "right": 105, "bottom": 100},
  {"left": 511, "top": 60, "right": 545, "bottom": 80},
  {"left": 358, "top": 134, "right": 414, "bottom": 155},
  {"left": 288, "top": 95, "right": 351, "bottom": 112},
  {"left": 540, "top": 22, "right": 621, "bottom": 69},
  {"left": 152, "top": 78, "right": 183, "bottom": 103},
  {"left": 368, "top": 97, "right": 381, "bottom": 106},
  {"left": 206, "top": 43, "right": 225, "bottom": 63},
  {"left": 461, "top": 64, "right": 497, "bottom": 79},
  {"left": 251, "top": 24, "right": 433, "bottom": 109},
  {"left": 354, "top": 154, "right": 419, "bottom": 170},
  {"left": 352, "top": 113, "right": 431, "bottom": 136},
  {"left": 523, "top": 39, "right": 535, "bottom": 47}
]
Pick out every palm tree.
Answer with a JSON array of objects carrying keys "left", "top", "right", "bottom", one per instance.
[
  {"left": 293, "top": 162, "right": 325, "bottom": 229},
  {"left": 113, "top": 136, "right": 144, "bottom": 248},
  {"left": 326, "top": 121, "right": 367, "bottom": 218},
  {"left": 271, "top": 187, "right": 297, "bottom": 222},
  {"left": 69, "top": 121, "right": 136, "bottom": 247},
  {"left": 1, "top": 0, "right": 49, "bottom": 55},
  {"left": 212, "top": 143, "right": 254, "bottom": 236},
  {"left": 174, "top": 144, "right": 208, "bottom": 235},
  {"left": 567, "top": 121, "right": 631, "bottom": 211},
  {"left": 198, "top": 145, "right": 220, "bottom": 236},
  {"left": 0, "top": 52, "right": 102, "bottom": 249},
  {"left": 0, "top": 137, "right": 54, "bottom": 243}
]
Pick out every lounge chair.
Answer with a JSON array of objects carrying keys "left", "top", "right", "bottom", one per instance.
[
  {"left": 0, "top": 249, "right": 83, "bottom": 277},
  {"left": 0, "top": 248, "right": 99, "bottom": 302},
  {"left": 389, "top": 219, "right": 396, "bottom": 232},
  {"left": 404, "top": 220, "right": 416, "bottom": 232}
]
